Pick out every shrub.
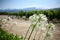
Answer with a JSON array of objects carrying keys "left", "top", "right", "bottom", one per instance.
[{"left": 0, "top": 28, "right": 24, "bottom": 40}]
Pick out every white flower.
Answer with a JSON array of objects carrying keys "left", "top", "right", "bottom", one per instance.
[
  {"left": 36, "top": 22, "right": 41, "bottom": 27},
  {"left": 7, "top": 17, "right": 12, "bottom": 21},
  {"left": 29, "top": 14, "right": 37, "bottom": 22},
  {"left": 2, "top": 19, "right": 7, "bottom": 23},
  {"left": 47, "top": 32, "right": 53, "bottom": 39},
  {"left": 39, "top": 14, "right": 48, "bottom": 21},
  {"left": 50, "top": 23, "right": 55, "bottom": 30},
  {"left": 29, "top": 14, "right": 55, "bottom": 40},
  {"left": 36, "top": 16, "right": 39, "bottom": 19},
  {"left": 22, "top": 16, "right": 26, "bottom": 19},
  {"left": 40, "top": 27, "right": 47, "bottom": 33},
  {"left": 29, "top": 16, "right": 33, "bottom": 19},
  {"left": 13, "top": 21, "right": 18, "bottom": 25}
]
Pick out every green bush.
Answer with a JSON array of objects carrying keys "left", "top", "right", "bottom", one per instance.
[
  {"left": 0, "top": 9, "right": 60, "bottom": 20},
  {"left": 0, "top": 28, "right": 24, "bottom": 40}
]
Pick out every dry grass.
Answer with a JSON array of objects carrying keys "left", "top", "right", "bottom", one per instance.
[{"left": 0, "top": 15, "right": 60, "bottom": 40}]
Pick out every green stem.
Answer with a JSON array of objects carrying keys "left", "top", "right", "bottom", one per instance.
[
  {"left": 33, "top": 27, "right": 38, "bottom": 40},
  {"left": 24, "top": 25, "right": 31, "bottom": 40},
  {"left": 44, "top": 29, "right": 49, "bottom": 40},
  {"left": 28, "top": 16, "right": 40, "bottom": 40},
  {"left": 28, "top": 22, "right": 37, "bottom": 40},
  {"left": 28, "top": 27, "right": 35, "bottom": 40}
]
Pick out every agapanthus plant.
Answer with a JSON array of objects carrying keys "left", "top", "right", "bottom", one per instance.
[{"left": 25, "top": 14, "right": 55, "bottom": 40}]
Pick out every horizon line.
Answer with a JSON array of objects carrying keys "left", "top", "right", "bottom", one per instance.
[{"left": 0, "top": 7, "right": 60, "bottom": 10}]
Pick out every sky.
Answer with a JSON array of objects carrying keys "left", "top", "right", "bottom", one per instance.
[{"left": 0, "top": 0, "right": 60, "bottom": 9}]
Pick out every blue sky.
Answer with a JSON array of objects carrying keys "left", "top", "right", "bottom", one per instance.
[{"left": 0, "top": 0, "right": 60, "bottom": 9}]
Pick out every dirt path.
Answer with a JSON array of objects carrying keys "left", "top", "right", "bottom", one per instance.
[{"left": 53, "top": 23, "right": 60, "bottom": 40}]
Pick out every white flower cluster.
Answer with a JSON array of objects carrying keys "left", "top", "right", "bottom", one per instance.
[
  {"left": 29, "top": 14, "right": 48, "bottom": 28},
  {"left": 45, "top": 23, "right": 55, "bottom": 40},
  {"left": 29, "top": 14, "right": 47, "bottom": 22},
  {"left": 0, "top": 17, "right": 12, "bottom": 29},
  {"left": 29, "top": 14, "right": 55, "bottom": 40}
]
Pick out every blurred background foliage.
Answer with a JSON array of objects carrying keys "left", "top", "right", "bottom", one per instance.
[{"left": 0, "top": 9, "right": 60, "bottom": 20}]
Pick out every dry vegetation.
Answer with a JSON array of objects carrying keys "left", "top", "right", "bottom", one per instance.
[{"left": 0, "top": 15, "right": 60, "bottom": 40}]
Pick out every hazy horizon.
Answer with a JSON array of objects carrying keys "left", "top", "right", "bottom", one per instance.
[{"left": 0, "top": 0, "right": 60, "bottom": 9}]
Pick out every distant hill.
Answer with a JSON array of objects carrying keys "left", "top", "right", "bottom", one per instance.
[
  {"left": 52, "top": 8, "right": 60, "bottom": 10},
  {"left": 47, "top": 8, "right": 60, "bottom": 10},
  {"left": 0, "top": 7, "right": 60, "bottom": 12},
  {"left": 21, "top": 7, "right": 42, "bottom": 11},
  {"left": 0, "top": 7, "right": 43, "bottom": 12},
  {"left": 0, "top": 9, "right": 20, "bottom": 12}
]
